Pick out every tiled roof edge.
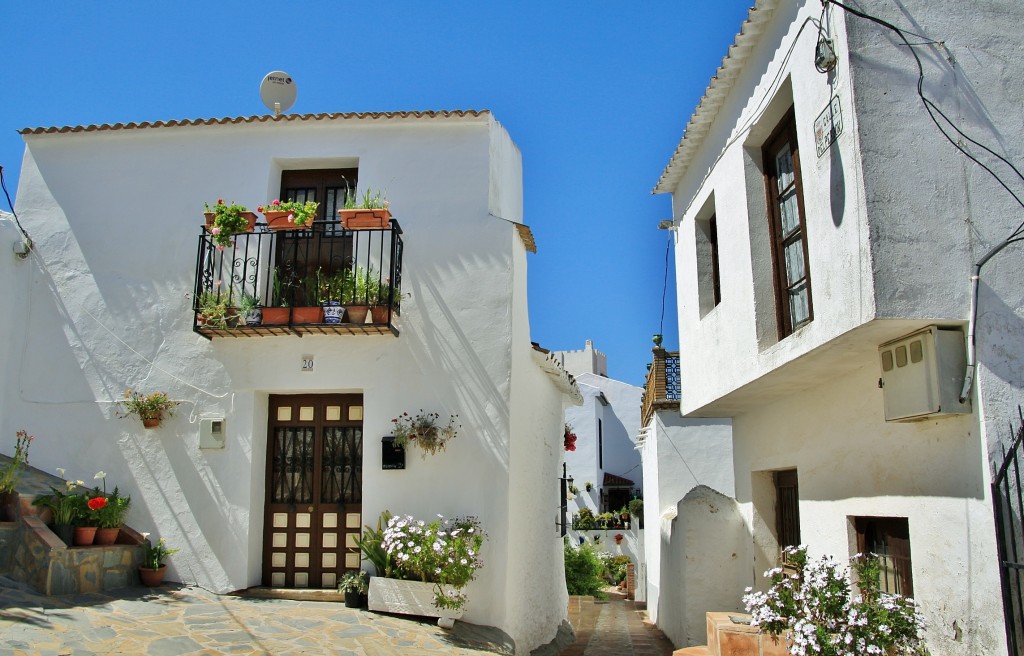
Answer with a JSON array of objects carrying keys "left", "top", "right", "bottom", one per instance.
[
  {"left": 19, "top": 110, "right": 492, "bottom": 135},
  {"left": 531, "top": 345, "right": 584, "bottom": 405},
  {"left": 654, "top": 1, "right": 774, "bottom": 194}
]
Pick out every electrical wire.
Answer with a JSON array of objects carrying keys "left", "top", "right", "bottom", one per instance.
[
  {"left": 0, "top": 165, "right": 32, "bottom": 244},
  {"left": 825, "top": 0, "right": 1024, "bottom": 402},
  {"left": 659, "top": 234, "right": 670, "bottom": 338}
]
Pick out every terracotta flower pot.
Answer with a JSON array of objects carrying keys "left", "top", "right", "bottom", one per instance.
[
  {"left": 346, "top": 305, "right": 370, "bottom": 324},
  {"left": 139, "top": 565, "right": 167, "bottom": 587},
  {"left": 95, "top": 527, "right": 120, "bottom": 545},
  {"left": 204, "top": 211, "right": 258, "bottom": 234},
  {"left": 264, "top": 210, "right": 314, "bottom": 230},
  {"left": 338, "top": 208, "right": 391, "bottom": 230},
  {"left": 74, "top": 526, "right": 98, "bottom": 546},
  {"left": 261, "top": 307, "right": 290, "bottom": 325},
  {"left": 142, "top": 417, "right": 161, "bottom": 429},
  {"left": 370, "top": 306, "right": 391, "bottom": 324},
  {"left": 291, "top": 306, "right": 324, "bottom": 324}
]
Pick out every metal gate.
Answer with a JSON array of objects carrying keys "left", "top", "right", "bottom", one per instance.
[{"left": 993, "top": 406, "right": 1024, "bottom": 655}]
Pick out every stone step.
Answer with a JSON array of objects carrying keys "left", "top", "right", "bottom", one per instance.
[{"left": 673, "top": 647, "right": 712, "bottom": 656}]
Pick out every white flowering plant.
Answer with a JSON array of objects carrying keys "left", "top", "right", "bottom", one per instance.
[
  {"left": 381, "top": 513, "right": 486, "bottom": 611},
  {"left": 742, "top": 546, "right": 928, "bottom": 656}
]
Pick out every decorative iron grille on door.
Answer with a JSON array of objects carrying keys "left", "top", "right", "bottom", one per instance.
[
  {"left": 993, "top": 406, "right": 1024, "bottom": 655},
  {"left": 263, "top": 394, "right": 363, "bottom": 588}
]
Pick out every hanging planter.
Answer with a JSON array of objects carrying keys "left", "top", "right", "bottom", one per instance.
[
  {"left": 202, "top": 201, "right": 257, "bottom": 249},
  {"left": 391, "top": 411, "right": 460, "bottom": 458},
  {"left": 260, "top": 200, "right": 319, "bottom": 230},
  {"left": 119, "top": 390, "right": 179, "bottom": 428}
]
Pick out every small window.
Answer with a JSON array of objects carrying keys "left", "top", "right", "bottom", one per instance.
[
  {"left": 774, "top": 469, "right": 801, "bottom": 550},
  {"left": 895, "top": 345, "right": 908, "bottom": 368},
  {"left": 909, "top": 340, "right": 923, "bottom": 363},
  {"left": 764, "top": 111, "right": 812, "bottom": 338},
  {"left": 696, "top": 207, "right": 722, "bottom": 316},
  {"left": 854, "top": 517, "right": 913, "bottom": 597},
  {"left": 881, "top": 350, "right": 894, "bottom": 372}
]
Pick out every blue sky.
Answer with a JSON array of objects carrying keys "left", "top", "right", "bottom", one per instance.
[{"left": 0, "top": 1, "right": 752, "bottom": 386}]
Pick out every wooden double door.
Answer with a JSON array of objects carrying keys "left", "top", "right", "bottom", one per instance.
[{"left": 263, "top": 394, "right": 363, "bottom": 588}]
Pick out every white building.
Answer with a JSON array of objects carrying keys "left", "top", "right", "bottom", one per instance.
[
  {"left": 554, "top": 341, "right": 643, "bottom": 518},
  {"left": 654, "top": 1, "right": 1023, "bottom": 654},
  {"left": 1, "top": 110, "right": 581, "bottom": 653}
]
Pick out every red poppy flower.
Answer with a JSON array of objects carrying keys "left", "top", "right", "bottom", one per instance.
[{"left": 87, "top": 496, "right": 107, "bottom": 511}]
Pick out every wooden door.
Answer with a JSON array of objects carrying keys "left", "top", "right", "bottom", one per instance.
[{"left": 263, "top": 394, "right": 363, "bottom": 588}]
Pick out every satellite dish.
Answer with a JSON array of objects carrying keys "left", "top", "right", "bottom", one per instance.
[{"left": 260, "top": 71, "right": 297, "bottom": 115}]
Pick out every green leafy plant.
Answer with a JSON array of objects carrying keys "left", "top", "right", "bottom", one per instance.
[
  {"left": 584, "top": 481, "right": 593, "bottom": 492},
  {"left": 391, "top": 410, "right": 459, "bottom": 457},
  {"left": 0, "top": 430, "right": 32, "bottom": 494},
  {"left": 628, "top": 498, "right": 644, "bottom": 518},
  {"left": 563, "top": 539, "right": 607, "bottom": 599},
  {"left": 237, "top": 291, "right": 261, "bottom": 314},
  {"left": 596, "top": 512, "right": 615, "bottom": 530},
  {"left": 95, "top": 487, "right": 131, "bottom": 528},
  {"left": 567, "top": 483, "right": 579, "bottom": 496},
  {"left": 343, "top": 188, "right": 389, "bottom": 210},
  {"left": 338, "top": 569, "right": 370, "bottom": 595},
  {"left": 142, "top": 537, "right": 178, "bottom": 570},
  {"left": 196, "top": 290, "right": 230, "bottom": 327},
  {"left": 119, "top": 389, "right": 179, "bottom": 423},
  {"left": 355, "top": 510, "right": 394, "bottom": 577},
  {"left": 271, "top": 267, "right": 292, "bottom": 308},
  {"left": 318, "top": 268, "right": 352, "bottom": 304},
  {"left": 204, "top": 200, "right": 252, "bottom": 249},
  {"left": 382, "top": 513, "right": 486, "bottom": 611},
  {"left": 598, "top": 552, "right": 631, "bottom": 585},
  {"left": 258, "top": 199, "right": 319, "bottom": 227},
  {"left": 32, "top": 471, "right": 82, "bottom": 525},
  {"left": 573, "top": 508, "right": 596, "bottom": 530},
  {"left": 743, "top": 546, "right": 928, "bottom": 656}
]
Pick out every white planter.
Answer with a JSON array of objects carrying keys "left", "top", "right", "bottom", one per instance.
[{"left": 367, "top": 577, "right": 464, "bottom": 628}]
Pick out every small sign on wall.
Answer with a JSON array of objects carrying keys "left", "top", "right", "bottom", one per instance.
[
  {"left": 814, "top": 96, "right": 843, "bottom": 157},
  {"left": 301, "top": 355, "right": 315, "bottom": 372},
  {"left": 381, "top": 436, "right": 406, "bottom": 470}
]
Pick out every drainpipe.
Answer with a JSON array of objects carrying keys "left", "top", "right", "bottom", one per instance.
[{"left": 960, "top": 239, "right": 1019, "bottom": 403}]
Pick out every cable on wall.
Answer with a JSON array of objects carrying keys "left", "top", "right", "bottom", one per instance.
[
  {"left": 0, "top": 164, "right": 33, "bottom": 252},
  {"left": 825, "top": 0, "right": 1024, "bottom": 403}
]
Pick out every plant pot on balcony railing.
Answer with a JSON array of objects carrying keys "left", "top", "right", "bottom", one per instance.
[
  {"left": 260, "top": 200, "right": 319, "bottom": 230},
  {"left": 346, "top": 305, "right": 370, "bottom": 324},
  {"left": 292, "top": 306, "right": 324, "bottom": 324},
  {"left": 262, "top": 307, "right": 290, "bottom": 325},
  {"left": 203, "top": 201, "right": 257, "bottom": 249},
  {"left": 339, "top": 208, "right": 391, "bottom": 230}
]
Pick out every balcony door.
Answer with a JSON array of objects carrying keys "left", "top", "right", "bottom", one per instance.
[
  {"left": 263, "top": 394, "right": 363, "bottom": 588},
  {"left": 275, "top": 169, "right": 358, "bottom": 305}
]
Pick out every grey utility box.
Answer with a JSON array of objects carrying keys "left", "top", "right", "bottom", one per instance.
[{"left": 879, "top": 326, "right": 971, "bottom": 422}]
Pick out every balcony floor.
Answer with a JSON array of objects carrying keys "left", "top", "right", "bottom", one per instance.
[{"left": 195, "top": 323, "right": 398, "bottom": 339}]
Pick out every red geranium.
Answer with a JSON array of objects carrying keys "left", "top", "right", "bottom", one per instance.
[
  {"left": 87, "top": 496, "right": 107, "bottom": 511},
  {"left": 563, "top": 424, "right": 578, "bottom": 452}
]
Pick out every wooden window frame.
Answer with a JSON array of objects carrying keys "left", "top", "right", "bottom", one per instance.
[
  {"left": 854, "top": 516, "right": 914, "bottom": 597},
  {"left": 764, "top": 110, "right": 813, "bottom": 338},
  {"left": 774, "top": 469, "right": 801, "bottom": 551},
  {"left": 709, "top": 214, "right": 722, "bottom": 307}
]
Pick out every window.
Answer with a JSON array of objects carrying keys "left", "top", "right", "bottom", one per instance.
[
  {"left": 598, "top": 418, "right": 603, "bottom": 469},
  {"left": 696, "top": 209, "right": 722, "bottom": 316},
  {"left": 275, "top": 169, "right": 357, "bottom": 305},
  {"left": 854, "top": 517, "right": 913, "bottom": 597},
  {"left": 764, "top": 111, "right": 812, "bottom": 337},
  {"left": 774, "top": 469, "right": 801, "bottom": 550}
]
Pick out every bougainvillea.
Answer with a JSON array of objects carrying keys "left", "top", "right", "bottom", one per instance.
[{"left": 563, "top": 424, "right": 578, "bottom": 452}]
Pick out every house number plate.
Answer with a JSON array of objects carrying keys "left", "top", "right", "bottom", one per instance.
[{"left": 301, "top": 355, "right": 315, "bottom": 372}]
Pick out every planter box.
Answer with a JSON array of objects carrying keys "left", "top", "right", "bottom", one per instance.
[
  {"left": 368, "top": 577, "right": 463, "bottom": 628},
  {"left": 339, "top": 208, "right": 391, "bottom": 230}
]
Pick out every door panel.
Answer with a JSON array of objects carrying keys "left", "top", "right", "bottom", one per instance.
[{"left": 264, "top": 394, "right": 363, "bottom": 588}]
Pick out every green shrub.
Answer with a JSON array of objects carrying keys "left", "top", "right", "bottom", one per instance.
[
  {"left": 598, "top": 553, "right": 631, "bottom": 584},
  {"left": 563, "top": 539, "right": 607, "bottom": 599}
]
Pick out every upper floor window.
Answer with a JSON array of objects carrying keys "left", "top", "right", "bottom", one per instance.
[
  {"left": 696, "top": 210, "right": 722, "bottom": 316},
  {"left": 764, "top": 111, "right": 812, "bottom": 337}
]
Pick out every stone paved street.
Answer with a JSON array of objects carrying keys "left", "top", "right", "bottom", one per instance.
[{"left": 0, "top": 578, "right": 675, "bottom": 656}]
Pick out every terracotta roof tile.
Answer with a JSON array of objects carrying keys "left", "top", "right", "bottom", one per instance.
[{"left": 19, "top": 110, "right": 491, "bottom": 135}]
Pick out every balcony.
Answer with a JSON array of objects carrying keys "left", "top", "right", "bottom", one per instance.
[
  {"left": 641, "top": 347, "right": 681, "bottom": 426},
  {"left": 192, "top": 219, "right": 404, "bottom": 339}
]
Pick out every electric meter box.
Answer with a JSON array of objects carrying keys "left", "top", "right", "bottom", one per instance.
[
  {"left": 199, "top": 417, "right": 226, "bottom": 449},
  {"left": 878, "top": 326, "right": 971, "bottom": 422}
]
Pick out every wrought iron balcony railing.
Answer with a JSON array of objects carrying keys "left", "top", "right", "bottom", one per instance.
[
  {"left": 641, "top": 348, "right": 681, "bottom": 427},
  {"left": 192, "top": 219, "right": 404, "bottom": 339}
]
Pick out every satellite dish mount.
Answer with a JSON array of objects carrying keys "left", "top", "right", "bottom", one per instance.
[{"left": 260, "top": 71, "right": 297, "bottom": 115}]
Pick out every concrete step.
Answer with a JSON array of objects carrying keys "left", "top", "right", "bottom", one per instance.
[{"left": 673, "top": 647, "right": 712, "bottom": 656}]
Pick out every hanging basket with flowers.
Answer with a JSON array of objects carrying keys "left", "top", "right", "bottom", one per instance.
[
  {"left": 119, "top": 390, "right": 179, "bottom": 428},
  {"left": 563, "top": 424, "right": 578, "bottom": 452},
  {"left": 391, "top": 410, "right": 459, "bottom": 458}
]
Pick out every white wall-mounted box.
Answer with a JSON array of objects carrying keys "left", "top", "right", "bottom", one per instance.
[
  {"left": 879, "top": 326, "right": 971, "bottom": 421},
  {"left": 199, "top": 416, "right": 226, "bottom": 449}
]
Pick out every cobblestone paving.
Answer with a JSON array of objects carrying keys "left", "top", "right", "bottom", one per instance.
[
  {"left": 560, "top": 593, "right": 675, "bottom": 656},
  {"left": 0, "top": 583, "right": 509, "bottom": 655}
]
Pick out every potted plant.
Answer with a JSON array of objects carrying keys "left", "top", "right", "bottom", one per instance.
[
  {"left": 564, "top": 424, "right": 578, "bottom": 452},
  {"left": 32, "top": 470, "right": 82, "bottom": 545},
  {"left": 369, "top": 276, "right": 397, "bottom": 325},
  {"left": 391, "top": 410, "right": 459, "bottom": 458},
  {"left": 262, "top": 267, "right": 292, "bottom": 325},
  {"left": 119, "top": 389, "right": 179, "bottom": 428},
  {"left": 339, "top": 570, "right": 370, "bottom": 608},
  {"left": 260, "top": 199, "right": 319, "bottom": 230},
  {"left": 73, "top": 493, "right": 107, "bottom": 546},
  {"left": 196, "top": 289, "right": 234, "bottom": 328},
  {"left": 368, "top": 512, "right": 487, "bottom": 628},
  {"left": 140, "top": 537, "right": 179, "bottom": 586},
  {"left": 614, "top": 533, "right": 624, "bottom": 545},
  {"left": 292, "top": 271, "right": 325, "bottom": 324},
  {"left": 628, "top": 498, "right": 643, "bottom": 519},
  {"left": 344, "top": 266, "right": 375, "bottom": 324},
  {"left": 318, "top": 268, "right": 349, "bottom": 325},
  {"left": 94, "top": 487, "right": 131, "bottom": 544},
  {"left": 338, "top": 188, "right": 391, "bottom": 230},
  {"left": 584, "top": 481, "right": 593, "bottom": 493},
  {"left": 596, "top": 512, "right": 615, "bottom": 530},
  {"left": 0, "top": 429, "right": 32, "bottom": 522},
  {"left": 237, "top": 291, "right": 262, "bottom": 326},
  {"left": 203, "top": 200, "right": 257, "bottom": 250},
  {"left": 573, "top": 508, "right": 596, "bottom": 530}
]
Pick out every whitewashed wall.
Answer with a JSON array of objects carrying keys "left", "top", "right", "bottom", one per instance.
[
  {"left": 3, "top": 113, "right": 570, "bottom": 652},
  {"left": 639, "top": 412, "right": 734, "bottom": 636}
]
